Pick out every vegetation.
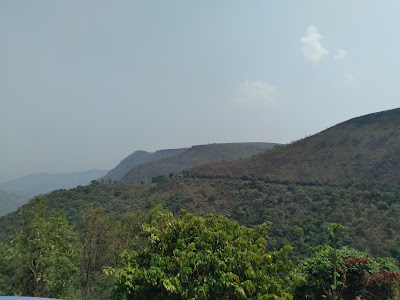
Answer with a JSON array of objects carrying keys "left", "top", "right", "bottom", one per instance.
[
  {"left": 121, "top": 143, "right": 279, "bottom": 184},
  {"left": 4, "top": 176, "right": 397, "bottom": 263},
  {"left": 291, "top": 245, "right": 400, "bottom": 299},
  {"left": 0, "top": 242, "right": 12, "bottom": 295},
  {"left": 326, "top": 222, "right": 349, "bottom": 298},
  {"left": 1, "top": 196, "right": 400, "bottom": 299},
  {"left": 80, "top": 207, "right": 117, "bottom": 299},
  {"left": 190, "top": 108, "right": 400, "bottom": 186},
  {"left": 9, "top": 196, "right": 81, "bottom": 299},
  {"left": 106, "top": 207, "right": 293, "bottom": 299},
  {"left": 1, "top": 108, "right": 400, "bottom": 298}
]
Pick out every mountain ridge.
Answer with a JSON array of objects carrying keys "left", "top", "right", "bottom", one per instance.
[
  {"left": 102, "top": 148, "right": 188, "bottom": 181},
  {"left": 121, "top": 142, "right": 281, "bottom": 183},
  {"left": 189, "top": 108, "right": 400, "bottom": 186}
]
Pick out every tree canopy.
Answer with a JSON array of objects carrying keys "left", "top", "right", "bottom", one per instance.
[
  {"left": 106, "top": 206, "right": 293, "bottom": 299},
  {"left": 10, "top": 196, "right": 81, "bottom": 299}
]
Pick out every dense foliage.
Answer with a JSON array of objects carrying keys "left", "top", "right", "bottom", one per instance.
[
  {"left": 291, "top": 245, "right": 400, "bottom": 299},
  {"left": 1, "top": 194, "right": 400, "bottom": 299},
  {"left": 8, "top": 197, "right": 81, "bottom": 299},
  {"left": 6, "top": 176, "right": 397, "bottom": 264},
  {"left": 106, "top": 207, "right": 293, "bottom": 299},
  {"left": 0, "top": 242, "right": 12, "bottom": 295}
]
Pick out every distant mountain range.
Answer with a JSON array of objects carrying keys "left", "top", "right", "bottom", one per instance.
[
  {"left": 0, "top": 190, "right": 27, "bottom": 218},
  {"left": 0, "top": 142, "right": 280, "bottom": 216},
  {"left": 0, "top": 169, "right": 108, "bottom": 216}
]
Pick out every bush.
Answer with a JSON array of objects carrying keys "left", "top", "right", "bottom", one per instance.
[{"left": 291, "top": 245, "right": 400, "bottom": 300}]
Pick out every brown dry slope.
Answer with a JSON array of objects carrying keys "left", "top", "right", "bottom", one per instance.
[{"left": 190, "top": 108, "right": 400, "bottom": 186}]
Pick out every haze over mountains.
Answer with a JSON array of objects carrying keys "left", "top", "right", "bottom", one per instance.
[
  {"left": 0, "top": 142, "right": 279, "bottom": 216},
  {"left": 0, "top": 169, "right": 108, "bottom": 216}
]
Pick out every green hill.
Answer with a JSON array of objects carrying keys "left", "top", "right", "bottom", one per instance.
[
  {"left": 190, "top": 108, "right": 400, "bottom": 186},
  {"left": 122, "top": 142, "right": 280, "bottom": 183}
]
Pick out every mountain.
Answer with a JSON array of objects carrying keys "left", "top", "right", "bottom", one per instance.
[
  {"left": 0, "top": 169, "right": 108, "bottom": 216},
  {"left": 121, "top": 142, "right": 281, "bottom": 183},
  {"left": 190, "top": 108, "right": 400, "bottom": 186},
  {"left": 2, "top": 108, "right": 400, "bottom": 265},
  {"left": 102, "top": 148, "right": 188, "bottom": 181}
]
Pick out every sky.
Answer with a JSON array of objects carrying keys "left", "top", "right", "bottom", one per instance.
[{"left": 1, "top": 1, "right": 399, "bottom": 182}]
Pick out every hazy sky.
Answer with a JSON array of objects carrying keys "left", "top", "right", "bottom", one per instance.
[{"left": 1, "top": 1, "right": 399, "bottom": 182}]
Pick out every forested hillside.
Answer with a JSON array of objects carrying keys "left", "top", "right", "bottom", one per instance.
[
  {"left": 2, "top": 175, "right": 397, "bottom": 261},
  {"left": 1, "top": 108, "right": 400, "bottom": 299}
]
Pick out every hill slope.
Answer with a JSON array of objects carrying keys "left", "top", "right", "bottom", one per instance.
[
  {"left": 102, "top": 148, "right": 187, "bottom": 181},
  {"left": 122, "top": 142, "right": 280, "bottom": 183},
  {"left": 191, "top": 108, "right": 400, "bottom": 186}
]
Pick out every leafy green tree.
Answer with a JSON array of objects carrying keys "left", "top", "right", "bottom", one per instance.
[
  {"left": 291, "top": 245, "right": 400, "bottom": 300},
  {"left": 117, "top": 205, "right": 175, "bottom": 252},
  {"left": 11, "top": 196, "right": 81, "bottom": 299},
  {"left": 106, "top": 208, "right": 293, "bottom": 299}
]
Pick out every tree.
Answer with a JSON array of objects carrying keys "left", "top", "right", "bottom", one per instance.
[
  {"left": 291, "top": 245, "right": 400, "bottom": 300},
  {"left": 80, "top": 206, "right": 116, "bottom": 299},
  {"left": 81, "top": 205, "right": 173, "bottom": 299},
  {"left": 11, "top": 196, "right": 81, "bottom": 299},
  {"left": 326, "top": 222, "right": 349, "bottom": 299},
  {"left": 105, "top": 207, "right": 293, "bottom": 299}
]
